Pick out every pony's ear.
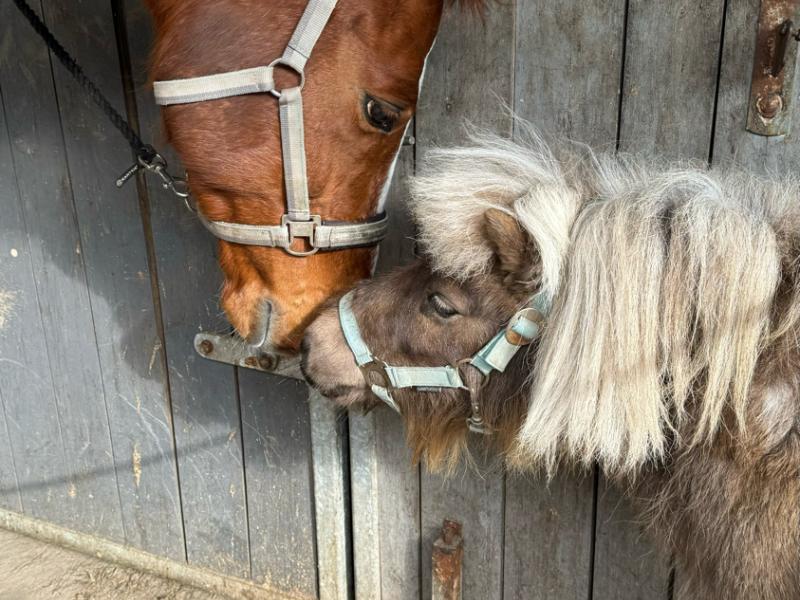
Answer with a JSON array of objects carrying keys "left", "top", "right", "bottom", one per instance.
[{"left": 482, "top": 208, "right": 538, "bottom": 291}]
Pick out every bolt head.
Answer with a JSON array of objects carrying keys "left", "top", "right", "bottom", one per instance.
[
  {"left": 244, "top": 356, "right": 258, "bottom": 368},
  {"left": 257, "top": 353, "right": 277, "bottom": 371},
  {"left": 198, "top": 339, "right": 214, "bottom": 355},
  {"left": 757, "top": 92, "right": 783, "bottom": 120}
]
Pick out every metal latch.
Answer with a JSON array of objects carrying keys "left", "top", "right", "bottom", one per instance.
[{"left": 746, "top": 0, "right": 800, "bottom": 136}]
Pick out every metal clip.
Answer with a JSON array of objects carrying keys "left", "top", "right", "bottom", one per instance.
[{"left": 116, "top": 150, "right": 190, "bottom": 200}]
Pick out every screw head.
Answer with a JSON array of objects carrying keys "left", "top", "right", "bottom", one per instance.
[
  {"left": 756, "top": 92, "right": 783, "bottom": 120},
  {"left": 257, "top": 353, "right": 277, "bottom": 371},
  {"left": 244, "top": 356, "right": 258, "bottom": 368},
  {"left": 198, "top": 339, "right": 214, "bottom": 355}
]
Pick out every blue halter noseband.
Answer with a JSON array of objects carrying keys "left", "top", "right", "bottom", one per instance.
[{"left": 338, "top": 290, "right": 550, "bottom": 434}]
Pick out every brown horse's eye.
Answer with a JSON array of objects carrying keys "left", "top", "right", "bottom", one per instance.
[
  {"left": 428, "top": 293, "right": 458, "bottom": 319},
  {"left": 364, "top": 95, "right": 400, "bottom": 133}
]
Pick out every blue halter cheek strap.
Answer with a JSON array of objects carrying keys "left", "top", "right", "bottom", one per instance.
[{"left": 337, "top": 289, "right": 550, "bottom": 433}]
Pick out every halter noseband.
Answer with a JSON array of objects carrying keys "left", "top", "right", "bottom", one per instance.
[
  {"left": 152, "top": 0, "right": 388, "bottom": 256},
  {"left": 338, "top": 290, "right": 550, "bottom": 434}
]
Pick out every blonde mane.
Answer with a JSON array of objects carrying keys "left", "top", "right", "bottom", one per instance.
[{"left": 410, "top": 128, "right": 800, "bottom": 473}]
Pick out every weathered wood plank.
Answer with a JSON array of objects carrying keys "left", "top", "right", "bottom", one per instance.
[
  {"left": 0, "top": 80, "right": 63, "bottom": 517},
  {"left": 238, "top": 371, "right": 317, "bottom": 597},
  {"left": 514, "top": 0, "right": 625, "bottom": 148},
  {"left": 309, "top": 391, "right": 351, "bottom": 600},
  {"left": 618, "top": 0, "right": 726, "bottom": 159},
  {"left": 595, "top": 2, "right": 727, "bottom": 597},
  {"left": 504, "top": 472, "right": 595, "bottom": 600},
  {"left": 415, "top": 4, "right": 514, "bottom": 599},
  {"left": 39, "top": 0, "right": 185, "bottom": 559},
  {"left": 123, "top": 0, "right": 250, "bottom": 576},
  {"left": 350, "top": 140, "right": 422, "bottom": 600},
  {"left": 505, "top": 2, "right": 625, "bottom": 597},
  {"left": 0, "top": 0, "right": 124, "bottom": 540}
]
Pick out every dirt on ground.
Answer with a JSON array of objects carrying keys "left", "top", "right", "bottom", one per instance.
[{"left": 0, "top": 529, "right": 223, "bottom": 600}]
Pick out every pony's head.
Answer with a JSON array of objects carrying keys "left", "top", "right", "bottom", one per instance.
[
  {"left": 145, "top": 0, "right": 483, "bottom": 350},
  {"left": 303, "top": 128, "right": 800, "bottom": 473}
]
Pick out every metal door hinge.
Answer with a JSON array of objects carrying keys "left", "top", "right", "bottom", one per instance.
[{"left": 746, "top": 0, "right": 800, "bottom": 136}]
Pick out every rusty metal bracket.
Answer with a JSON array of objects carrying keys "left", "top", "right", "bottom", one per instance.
[
  {"left": 746, "top": 0, "right": 800, "bottom": 136},
  {"left": 432, "top": 520, "right": 464, "bottom": 600},
  {"left": 193, "top": 332, "right": 303, "bottom": 379}
]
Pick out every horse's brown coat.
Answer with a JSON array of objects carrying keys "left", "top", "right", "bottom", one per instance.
[{"left": 144, "top": 0, "right": 484, "bottom": 349}]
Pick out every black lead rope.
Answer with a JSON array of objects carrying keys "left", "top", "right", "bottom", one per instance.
[{"left": 11, "top": 0, "right": 189, "bottom": 199}]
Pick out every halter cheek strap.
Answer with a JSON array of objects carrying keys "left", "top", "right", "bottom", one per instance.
[
  {"left": 337, "top": 290, "right": 551, "bottom": 434},
  {"left": 152, "top": 0, "right": 389, "bottom": 255}
]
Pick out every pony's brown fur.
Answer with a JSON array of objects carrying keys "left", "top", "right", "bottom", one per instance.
[
  {"left": 144, "top": 0, "right": 479, "bottom": 349},
  {"left": 302, "top": 132, "right": 800, "bottom": 598}
]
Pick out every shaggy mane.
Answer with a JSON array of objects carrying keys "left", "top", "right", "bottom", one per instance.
[{"left": 410, "top": 128, "right": 800, "bottom": 473}]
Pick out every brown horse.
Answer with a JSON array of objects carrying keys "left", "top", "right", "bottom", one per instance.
[
  {"left": 144, "top": 0, "right": 483, "bottom": 350},
  {"left": 301, "top": 130, "right": 800, "bottom": 599}
]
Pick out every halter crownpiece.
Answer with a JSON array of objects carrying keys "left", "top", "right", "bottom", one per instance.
[
  {"left": 338, "top": 290, "right": 551, "bottom": 434},
  {"left": 153, "top": 0, "right": 388, "bottom": 255}
]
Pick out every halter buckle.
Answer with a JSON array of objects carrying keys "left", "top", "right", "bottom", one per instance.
[
  {"left": 504, "top": 307, "right": 545, "bottom": 346},
  {"left": 281, "top": 214, "right": 321, "bottom": 256}
]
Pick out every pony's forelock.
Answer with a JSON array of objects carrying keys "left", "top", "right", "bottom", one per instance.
[{"left": 410, "top": 127, "right": 581, "bottom": 304}]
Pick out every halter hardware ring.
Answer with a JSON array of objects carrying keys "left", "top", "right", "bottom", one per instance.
[
  {"left": 454, "top": 358, "right": 489, "bottom": 393},
  {"left": 282, "top": 214, "right": 321, "bottom": 257},
  {"left": 268, "top": 58, "right": 306, "bottom": 98},
  {"left": 359, "top": 360, "right": 392, "bottom": 389}
]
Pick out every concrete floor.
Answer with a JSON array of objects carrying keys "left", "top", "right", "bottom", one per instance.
[{"left": 0, "top": 528, "right": 222, "bottom": 600}]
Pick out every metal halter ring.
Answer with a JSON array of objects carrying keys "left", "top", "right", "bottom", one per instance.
[
  {"left": 359, "top": 360, "right": 392, "bottom": 389},
  {"left": 268, "top": 58, "right": 306, "bottom": 98}
]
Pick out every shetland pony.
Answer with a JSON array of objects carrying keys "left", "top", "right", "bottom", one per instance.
[{"left": 302, "top": 128, "right": 800, "bottom": 598}]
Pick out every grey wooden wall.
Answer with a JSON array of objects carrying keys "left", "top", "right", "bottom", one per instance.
[{"left": 0, "top": 1, "right": 796, "bottom": 599}]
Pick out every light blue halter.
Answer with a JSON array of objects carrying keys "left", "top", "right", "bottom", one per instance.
[{"left": 338, "top": 290, "right": 550, "bottom": 434}]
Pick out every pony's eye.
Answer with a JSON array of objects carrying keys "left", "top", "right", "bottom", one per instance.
[
  {"left": 428, "top": 293, "right": 458, "bottom": 319},
  {"left": 364, "top": 95, "right": 400, "bottom": 133}
]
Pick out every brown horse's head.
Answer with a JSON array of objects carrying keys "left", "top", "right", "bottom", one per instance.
[{"left": 145, "top": 0, "right": 483, "bottom": 351}]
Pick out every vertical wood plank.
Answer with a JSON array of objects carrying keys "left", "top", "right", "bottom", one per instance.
[
  {"left": 350, "top": 141, "right": 422, "bottom": 600},
  {"left": 505, "top": 2, "right": 625, "bottom": 598},
  {"left": 595, "top": 1, "right": 727, "bottom": 598},
  {"left": 0, "top": 0, "right": 124, "bottom": 540},
  {"left": 39, "top": 0, "right": 184, "bottom": 559},
  {"left": 0, "top": 80, "right": 62, "bottom": 517},
  {"left": 618, "top": 0, "right": 726, "bottom": 159},
  {"left": 239, "top": 371, "right": 317, "bottom": 597},
  {"left": 123, "top": 0, "right": 250, "bottom": 576},
  {"left": 310, "top": 391, "right": 351, "bottom": 600},
  {"left": 415, "top": 4, "right": 515, "bottom": 599}
]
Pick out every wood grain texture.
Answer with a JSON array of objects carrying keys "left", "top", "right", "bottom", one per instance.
[
  {"left": 618, "top": 0, "right": 726, "bottom": 159},
  {"left": 0, "top": 0, "right": 124, "bottom": 540},
  {"left": 514, "top": 0, "right": 626, "bottom": 149},
  {"left": 415, "top": 4, "right": 515, "bottom": 599},
  {"left": 123, "top": 0, "right": 250, "bottom": 576},
  {"left": 41, "top": 0, "right": 184, "bottom": 559},
  {"left": 238, "top": 371, "right": 317, "bottom": 598},
  {"left": 309, "top": 391, "right": 351, "bottom": 600},
  {"left": 0, "top": 70, "right": 62, "bottom": 517}
]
